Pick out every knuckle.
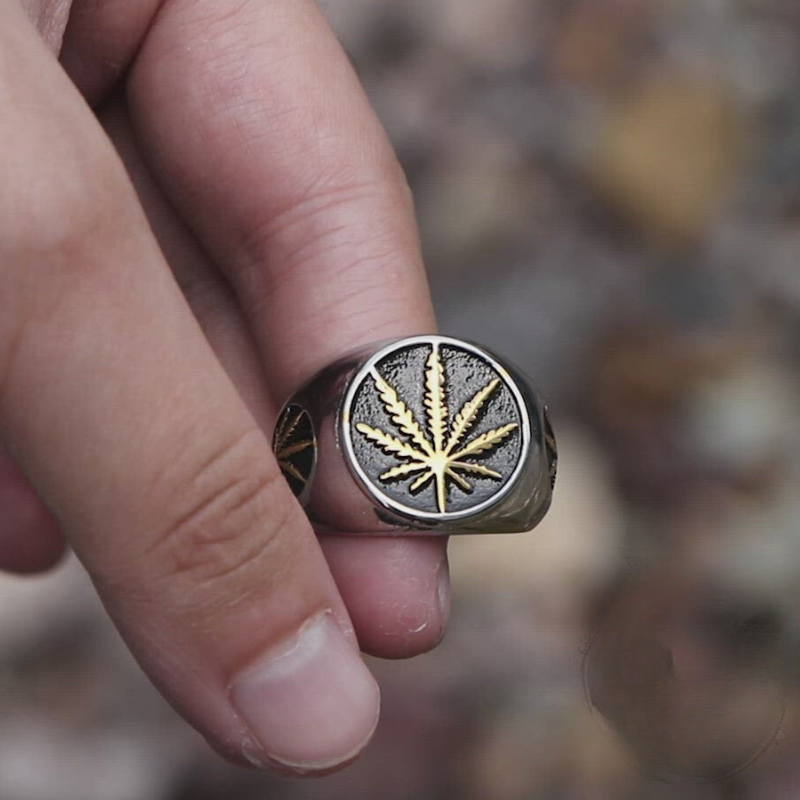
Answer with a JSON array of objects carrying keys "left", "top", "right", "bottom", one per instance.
[
  {"left": 145, "top": 431, "right": 295, "bottom": 592},
  {"left": 236, "top": 176, "right": 409, "bottom": 300},
  {"left": 0, "top": 141, "right": 130, "bottom": 399},
  {"left": 1, "top": 167, "right": 123, "bottom": 267},
  {"left": 0, "top": 110, "right": 126, "bottom": 274}
]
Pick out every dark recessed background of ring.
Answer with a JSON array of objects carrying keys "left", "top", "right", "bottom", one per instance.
[{"left": 349, "top": 343, "right": 530, "bottom": 514}]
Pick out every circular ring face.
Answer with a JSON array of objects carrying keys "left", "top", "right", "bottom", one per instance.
[{"left": 342, "top": 336, "right": 530, "bottom": 522}]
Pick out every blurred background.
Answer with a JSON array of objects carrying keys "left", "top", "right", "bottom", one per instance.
[{"left": 2, "top": 0, "right": 800, "bottom": 797}]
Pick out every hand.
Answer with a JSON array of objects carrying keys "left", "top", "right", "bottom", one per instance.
[{"left": 0, "top": 0, "right": 448, "bottom": 774}]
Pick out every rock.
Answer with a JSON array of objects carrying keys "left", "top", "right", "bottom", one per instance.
[{"left": 590, "top": 72, "right": 742, "bottom": 242}]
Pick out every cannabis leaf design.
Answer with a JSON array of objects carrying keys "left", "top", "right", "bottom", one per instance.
[
  {"left": 274, "top": 406, "right": 315, "bottom": 488},
  {"left": 356, "top": 346, "right": 518, "bottom": 513}
]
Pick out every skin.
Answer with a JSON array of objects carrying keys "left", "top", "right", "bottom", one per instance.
[{"left": 0, "top": 0, "right": 449, "bottom": 774}]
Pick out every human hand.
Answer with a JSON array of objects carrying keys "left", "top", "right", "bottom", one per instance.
[{"left": 0, "top": 0, "right": 448, "bottom": 774}]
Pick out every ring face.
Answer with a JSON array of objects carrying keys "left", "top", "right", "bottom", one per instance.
[{"left": 342, "top": 336, "right": 529, "bottom": 521}]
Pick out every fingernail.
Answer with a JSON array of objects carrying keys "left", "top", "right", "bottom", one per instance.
[
  {"left": 437, "top": 559, "right": 451, "bottom": 622},
  {"left": 230, "top": 612, "right": 380, "bottom": 773}
]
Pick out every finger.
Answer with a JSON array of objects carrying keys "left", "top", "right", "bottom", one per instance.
[
  {"left": 103, "top": 92, "right": 449, "bottom": 656},
  {"left": 130, "top": 0, "right": 434, "bottom": 396},
  {"left": 100, "top": 96, "right": 276, "bottom": 433},
  {"left": 128, "top": 0, "right": 451, "bottom": 656},
  {"left": 321, "top": 537, "right": 450, "bottom": 658},
  {"left": 0, "top": 444, "right": 64, "bottom": 573},
  {"left": 60, "top": 0, "right": 163, "bottom": 105},
  {"left": 0, "top": 5, "right": 377, "bottom": 773}
]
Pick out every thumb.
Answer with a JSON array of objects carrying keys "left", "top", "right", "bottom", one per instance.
[{"left": 0, "top": 5, "right": 377, "bottom": 774}]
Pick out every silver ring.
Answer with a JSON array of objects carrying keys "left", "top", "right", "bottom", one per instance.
[{"left": 272, "top": 335, "right": 556, "bottom": 535}]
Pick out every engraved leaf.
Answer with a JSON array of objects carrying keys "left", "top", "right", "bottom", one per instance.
[
  {"left": 355, "top": 345, "right": 518, "bottom": 512},
  {"left": 448, "top": 461, "right": 503, "bottom": 480},
  {"left": 445, "top": 467, "right": 473, "bottom": 492},
  {"left": 372, "top": 371, "right": 432, "bottom": 455},
  {"left": 436, "top": 475, "right": 447, "bottom": 513},
  {"left": 355, "top": 422, "right": 425, "bottom": 461},
  {"left": 380, "top": 461, "right": 428, "bottom": 481},
  {"left": 277, "top": 439, "right": 314, "bottom": 459},
  {"left": 445, "top": 378, "right": 500, "bottom": 454},
  {"left": 451, "top": 423, "right": 518, "bottom": 460},
  {"left": 424, "top": 347, "right": 448, "bottom": 452},
  {"left": 279, "top": 461, "right": 307, "bottom": 484},
  {"left": 274, "top": 406, "right": 316, "bottom": 495},
  {"left": 274, "top": 409, "right": 301, "bottom": 451},
  {"left": 410, "top": 470, "right": 435, "bottom": 492}
]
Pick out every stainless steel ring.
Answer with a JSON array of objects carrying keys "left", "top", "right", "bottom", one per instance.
[{"left": 272, "top": 335, "right": 556, "bottom": 535}]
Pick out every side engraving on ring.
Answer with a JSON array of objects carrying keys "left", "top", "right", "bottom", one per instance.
[
  {"left": 348, "top": 340, "right": 524, "bottom": 515},
  {"left": 543, "top": 406, "right": 558, "bottom": 490},
  {"left": 273, "top": 404, "right": 316, "bottom": 497}
]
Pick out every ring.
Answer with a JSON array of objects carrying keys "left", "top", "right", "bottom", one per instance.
[{"left": 272, "top": 335, "right": 556, "bottom": 535}]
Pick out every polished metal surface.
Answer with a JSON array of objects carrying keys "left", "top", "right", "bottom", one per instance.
[{"left": 272, "top": 335, "right": 556, "bottom": 535}]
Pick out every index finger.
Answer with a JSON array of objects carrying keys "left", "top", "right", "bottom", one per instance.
[
  {"left": 130, "top": 0, "right": 435, "bottom": 392},
  {"left": 128, "top": 0, "right": 449, "bottom": 656}
]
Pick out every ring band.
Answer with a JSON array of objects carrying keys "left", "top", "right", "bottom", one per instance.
[{"left": 272, "top": 335, "right": 556, "bottom": 535}]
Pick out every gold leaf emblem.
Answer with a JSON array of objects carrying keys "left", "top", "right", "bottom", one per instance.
[{"left": 355, "top": 346, "right": 518, "bottom": 512}]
